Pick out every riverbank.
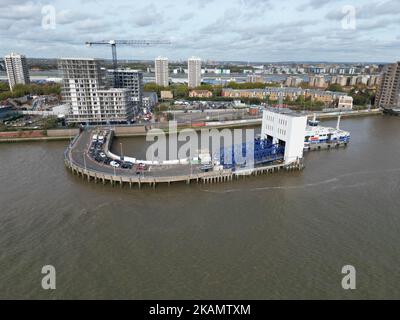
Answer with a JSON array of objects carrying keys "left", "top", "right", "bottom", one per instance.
[{"left": 0, "top": 108, "right": 382, "bottom": 142}]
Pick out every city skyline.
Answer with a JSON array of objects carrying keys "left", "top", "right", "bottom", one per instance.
[{"left": 0, "top": 0, "right": 399, "bottom": 62}]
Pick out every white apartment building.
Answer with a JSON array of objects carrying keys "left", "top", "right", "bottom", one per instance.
[
  {"left": 155, "top": 57, "right": 169, "bottom": 87},
  {"left": 331, "top": 75, "right": 349, "bottom": 87},
  {"left": 261, "top": 109, "right": 307, "bottom": 165},
  {"left": 4, "top": 53, "right": 30, "bottom": 90},
  {"left": 247, "top": 74, "right": 265, "bottom": 83},
  {"left": 188, "top": 57, "right": 202, "bottom": 88},
  {"left": 285, "top": 76, "right": 303, "bottom": 87},
  {"left": 309, "top": 75, "right": 326, "bottom": 88},
  {"left": 97, "top": 89, "right": 134, "bottom": 122},
  {"left": 58, "top": 58, "right": 134, "bottom": 124}
]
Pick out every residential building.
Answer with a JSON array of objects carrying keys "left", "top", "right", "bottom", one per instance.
[
  {"left": 155, "top": 57, "right": 169, "bottom": 87},
  {"left": 4, "top": 52, "right": 30, "bottom": 90},
  {"left": 215, "top": 69, "right": 231, "bottom": 75},
  {"left": 349, "top": 76, "right": 358, "bottom": 86},
  {"left": 97, "top": 89, "right": 134, "bottom": 122},
  {"left": 337, "top": 96, "right": 354, "bottom": 110},
  {"left": 108, "top": 69, "right": 143, "bottom": 110},
  {"left": 309, "top": 75, "right": 327, "bottom": 88},
  {"left": 222, "top": 87, "right": 350, "bottom": 106},
  {"left": 142, "top": 91, "right": 158, "bottom": 110},
  {"left": 189, "top": 90, "right": 213, "bottom": 98},
  {"left": 357, "top": 75, "right": 369, "bottom": 85},
  {"left": 367, "top": 75, "right": 381, "bottom": 87},
  {"left": 247, "top": 74, "right": 265, "bottom": 83},
  {"left": 188, "top": 57, "right": 202, "bottom": 88},
  {"left": 309, "top": 67, "right": 326, "bottom": 74},
  {"left": 375, "top": 61, "right": 400, "bottom": 110},
  {"left": 161, "top": 90, "right": 174, "bottom": 100},
  {"left": 285, "top": 76, "right": 303, "bottom": 87},
  {"left": 336, "top": 75, "right": 348, "bottom": 87},
  {"left": 58, "top": 58, "right": 133, "bottom": 124}
]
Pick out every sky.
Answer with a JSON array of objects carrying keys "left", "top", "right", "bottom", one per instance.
[{"left": 0, "top": 0, "right": 399, "bottom": 62}]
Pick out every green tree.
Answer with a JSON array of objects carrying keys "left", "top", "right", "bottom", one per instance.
[
  {"left": 226, "top": 81, "right": 267, "bottom": 90},
  {"left": 143, "top": 83, "right": 166, "bottom": 95},
  {"left": 326, "top": 84, "right": 344, "bottom": 92},
  {"left": 171, "top": 84, "right": 189, "bottom": 99},
  {"left": 42, "top": 116, "right": 59, "bottom": 130},
  {"left": 194, "top": 84, "right": 213, "bottom": 91}
]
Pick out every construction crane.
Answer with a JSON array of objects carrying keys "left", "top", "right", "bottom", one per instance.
[{"left": 85, "top": 39, "right": 171, "bottom": 86}]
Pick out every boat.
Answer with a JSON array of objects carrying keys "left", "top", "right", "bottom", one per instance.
[{"left": 304, "top": 114, "right": 350, "bottom": 151}]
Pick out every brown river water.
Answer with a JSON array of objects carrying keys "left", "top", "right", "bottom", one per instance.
[{"left": 0, "top": 115, "right": 400, "bottom": 299}]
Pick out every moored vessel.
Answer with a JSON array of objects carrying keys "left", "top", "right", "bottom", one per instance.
[{"left": 304, "top": 114, "right": 350, "bottom": 151}]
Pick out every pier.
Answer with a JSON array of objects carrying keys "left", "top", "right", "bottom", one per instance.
[{"left": 64, "top": 129, "right": 304, "bottom": 189}]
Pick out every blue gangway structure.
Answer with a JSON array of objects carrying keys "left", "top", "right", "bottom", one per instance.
[{"left": 219, "top": 138, "right": 285, "bottom": 169}]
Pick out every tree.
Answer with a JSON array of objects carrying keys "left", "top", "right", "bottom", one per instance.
[
  {"left": 143, "top": 83, "right": 166, "bottom": 95},
  {"left": 194, "top": 84, "right": 213, "bottom": 91},
  {"left": 212, "top": 85, "right": 223, "bottom": 97},
  {"left": 226, "top": 81, "right": 266, "bottom": 90},
  {"left": 42, "top": 117, "right": 59, "bottom": 130},
  {"left": 327, "top": 84, "right": 344, "bottom": 92},
  {"left": 0, "top": 83, "right": 61, "bottom": 101},
  {"left": 0, "top": 82, "right": 9, "bottom": 93},
  {"left": 171, "top": 84, "right": 189, "bottom": 99}
]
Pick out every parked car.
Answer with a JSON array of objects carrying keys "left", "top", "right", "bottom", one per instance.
[
  {"left": 121, "top": 162, "right": 133, "bottom": 169},
  {"left": 137, "top": 163, "right": 147, "bottom": 170},
  {"left": 200, "top": 164, "right": 213, "bottom": 172},
  {"left": 110, "top": 161, "right": 120, "bottom": 168}
]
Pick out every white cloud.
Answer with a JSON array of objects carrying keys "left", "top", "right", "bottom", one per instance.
[{"left": 0, "top": 0, "right": 399, "bottom": 62}]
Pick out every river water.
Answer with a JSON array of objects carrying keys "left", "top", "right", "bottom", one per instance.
[{"left": 0, "top": 115, "right": 400, "bottom": 299}]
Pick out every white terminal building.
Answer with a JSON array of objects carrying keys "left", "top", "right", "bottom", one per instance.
[{"left": 261, "top": 109, "right": 308, "bottom": 165}]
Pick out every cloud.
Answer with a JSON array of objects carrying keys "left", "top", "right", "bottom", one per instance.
[
  {"left": 179, "top": 12, "right": 194, "bottom": 22},
  {"left": 131, "top": 4, "right": 164, "bottom": 27},
  {"left": 0, "top": 0, "right": 399, "bottom": 62},
  {"left": 326, "top": 0, "right": 400, "bottom": 21},
  {"left": 298, "top": 0, "right": 331, "bottom": 11},
  {"left": 0, "top": 1, "right": 41, "bottom": 20},
  {"left": 56, "top": 9, "right": 99, "bottom": 25}
]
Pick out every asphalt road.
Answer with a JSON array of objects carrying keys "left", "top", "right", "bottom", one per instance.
[{"left": 69, "top": 130, "right": 205, "bottom": 178}]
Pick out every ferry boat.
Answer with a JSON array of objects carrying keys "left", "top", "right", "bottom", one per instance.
[{"left": 304, "top": 115, "right": 350, "bottom": 151}]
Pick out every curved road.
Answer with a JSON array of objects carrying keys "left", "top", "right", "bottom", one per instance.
[{"left": 69, "top": 129, "right": 205, "bottom": 179}]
